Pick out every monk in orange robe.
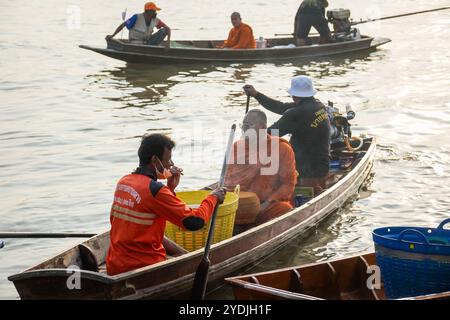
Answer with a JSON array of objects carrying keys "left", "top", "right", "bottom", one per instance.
[
  {"left": 218, "top": 12, "right": 256, "bottom": 49},
  {"left": 225, "top": 110, "right": 297, "bottom": 225}
]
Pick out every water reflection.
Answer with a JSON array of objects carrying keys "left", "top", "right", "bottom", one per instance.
[
  {"left": 84, "top": 48, "right": 386, "bottom": 110},
  {"left": 249, "top": 195, "right": 368, "bottom": 273},
  {"left": 222, "top": 49, "right": 388, "bottom": 110},
  {"left": 84, "top": 63, "right": 221, "bottom": 107},
  {"left": 292, "top": 48, "right": 387, "bottom": 77}
]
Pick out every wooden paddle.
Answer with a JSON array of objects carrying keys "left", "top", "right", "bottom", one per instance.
[
  {"left": 245, "top": 95, "right": 250, "bottom": 114},
  {"left": 191, "top": 123, "right": 236, "bottom": 300}
]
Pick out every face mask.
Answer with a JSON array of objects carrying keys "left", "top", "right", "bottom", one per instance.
[{"left": 156, "top": 157, "right": 172, "bottom": 180}]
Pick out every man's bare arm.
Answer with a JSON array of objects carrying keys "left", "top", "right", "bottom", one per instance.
[{"left": 105, "top": 22, "right": 126, "bottom": 40}]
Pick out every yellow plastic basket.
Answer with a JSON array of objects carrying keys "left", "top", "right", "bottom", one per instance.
[{"left": 165, "top": 186, "right": 240, "bottom": 252}]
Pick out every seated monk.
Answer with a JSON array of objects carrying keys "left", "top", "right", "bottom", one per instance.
[
  {"left": 218, "top": 12, "right": 256, "bottom": 49},
  {"left": 225, "top": 109, "right": 297, "bottom": 225}
]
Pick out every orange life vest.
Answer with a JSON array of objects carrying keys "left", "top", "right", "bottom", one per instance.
[{"left": 106, "top": 169, "right": 217, "bottom": 275}]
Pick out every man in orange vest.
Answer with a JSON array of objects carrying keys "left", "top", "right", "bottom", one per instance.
[
  {"left": 106, "top": 133, "right": 226, "bottom": 275},
  {"left": 218, "top": 12, "right": 256, "bottom": 49}
]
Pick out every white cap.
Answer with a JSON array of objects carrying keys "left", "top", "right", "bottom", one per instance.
[{"left": 287, "top": 75, "right": 317, "bottom": 98}]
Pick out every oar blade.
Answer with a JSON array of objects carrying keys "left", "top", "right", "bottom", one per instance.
[{"left": 191, "top": 258, "right": 211, "bottom": 300}]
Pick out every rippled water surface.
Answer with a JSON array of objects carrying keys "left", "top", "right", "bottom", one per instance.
[{"left": 1, "top": 0, "right": 450, "bottom": 299}]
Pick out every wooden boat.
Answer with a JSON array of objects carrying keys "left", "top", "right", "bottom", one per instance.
[
  {"left": 225, "top": 252, "right": 450, "bottom": 300},
  {"left": 79, "top": 36, "right": 391, "bottom": 64},
  {"left": 9, "top": 137, "right": 376, "bottom": 299}
]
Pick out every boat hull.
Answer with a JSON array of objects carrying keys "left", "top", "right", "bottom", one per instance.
[
  {"left": 79, "top": 36, "right": 391, "bottom": 64},
  {"left": 225, "top": 252, "right": 450, "bottom": 300},
  {"left": 9, "top": 138, "right": 376, "bottom": 299}
]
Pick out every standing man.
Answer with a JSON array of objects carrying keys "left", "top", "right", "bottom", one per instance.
[
  {"left": 106, "top": 2, "right": 171, "bottom": 47},
  {"left": 218, "top": 12, "right": 256, "bottom": 49},
  {"left": 106, "top": 133, "right": 226, "bottom": 275},
  {"left": 294, "top": 0, "right": 331, "bottom": 45},
  {"left": 243, "top": 76, "right": 331, "bottom": 195}
]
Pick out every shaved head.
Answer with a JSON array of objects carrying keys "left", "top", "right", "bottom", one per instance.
[
  {"left": 231, "top": 12, "right": 241, "bottom": 19},
  {"left": 244, "top": 109, "right": 267, "bottom": 129},
  {"left": 230, "top": 12, "right": 242, "bottom": 27}
]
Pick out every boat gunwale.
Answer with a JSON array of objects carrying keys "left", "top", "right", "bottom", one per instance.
[
  {"left": 79, "top": 35, "right": 392, "bottom": 63},
  {"left": 107, "top": 35, "right": 374, "bottom": 53}
]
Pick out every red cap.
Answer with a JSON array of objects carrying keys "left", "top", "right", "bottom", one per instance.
[{"left": 144, "top": 2, "right": 161, "bottom": 11}]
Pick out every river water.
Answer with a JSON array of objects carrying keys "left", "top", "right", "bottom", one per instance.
[{"left": 1, "top": 0, "right": 449, "bottom": 299}]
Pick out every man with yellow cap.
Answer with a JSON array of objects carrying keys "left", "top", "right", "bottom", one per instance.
[{"left": 106, "top": 2, "right": 171, "bottom": 47}]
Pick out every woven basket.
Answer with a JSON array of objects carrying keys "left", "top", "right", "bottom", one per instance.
[
  {"left": 165, "top": 186, "right": 239, "bottom": 252},
  {"left": 373, "top": 218, "right": 450, "bottom": 299}
]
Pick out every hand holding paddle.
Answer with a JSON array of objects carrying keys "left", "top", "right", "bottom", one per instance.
[
  {"left": 210, "top": 187, "right": 227, "bottom": 204},
  {"left": 245, "top": 95, "right": 250, "bottom": 114},
  {"left": 243, "top": 85, "right": 258, "bottom": 98}
]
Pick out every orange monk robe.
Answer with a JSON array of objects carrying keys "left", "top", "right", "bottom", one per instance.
[
  {"left": 221, "top": 23, "right": 256, "bottom": 49},
  {"left": 225, "top": 135, "right": 297, "bottom": 224}
]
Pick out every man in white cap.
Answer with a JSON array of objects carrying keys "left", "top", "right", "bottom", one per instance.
[{"left": 243, "top": 76, "right": 331, "bottom": 194}]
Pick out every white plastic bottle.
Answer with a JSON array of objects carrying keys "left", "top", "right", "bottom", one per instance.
[{"left": 256, "top": 36, "right": 267, "bottom": 49}]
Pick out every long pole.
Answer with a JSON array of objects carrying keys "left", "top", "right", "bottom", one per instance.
[
  {"left": 0, "top": 232, "right": 96, "bottom": 238},
  {"left": 245, "top": 95, "right": 250, "bottom": 114},
  {"left": 274, "top": 6, "right": 450, "bottom": 36},
  {"left": 352, "top": 6, "right": 450, "bottom": 25},
  {"left": 191, "top": 124, "right": 236, "bottom": 300}
]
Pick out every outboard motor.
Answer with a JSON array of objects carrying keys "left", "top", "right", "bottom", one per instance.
[
  {"left": 327, "top": 8, "right": 352, "bottom": 33},
  {"left": 327, "top": 8, "right": 361, "bottom": 41},
  {"left": 326, "top": 101, "right": 362, "bottom": 153}
]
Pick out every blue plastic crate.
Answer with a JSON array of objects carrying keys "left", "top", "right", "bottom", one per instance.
[{"left": 372, "top": 218, "right": 450, "bottom": 299}]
